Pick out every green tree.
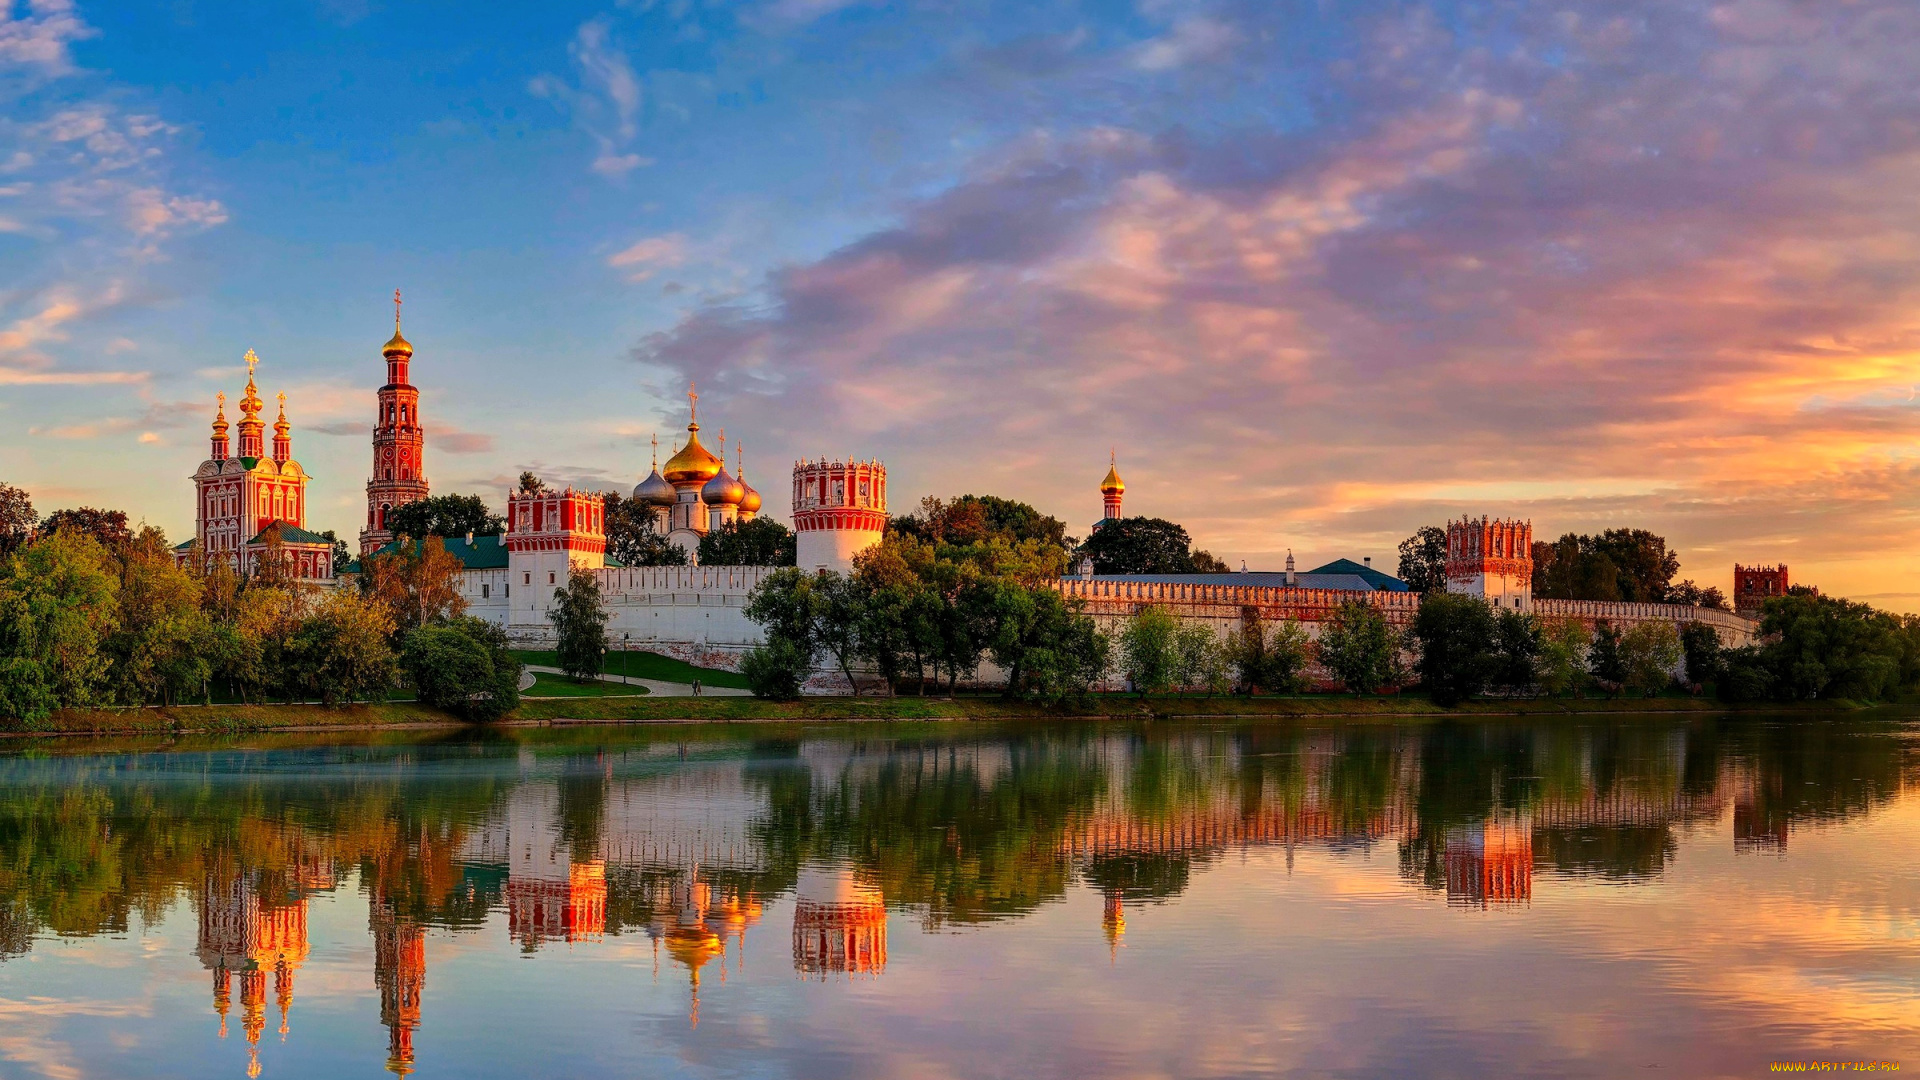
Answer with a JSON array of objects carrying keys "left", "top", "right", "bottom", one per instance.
[
  {"left": 1411, "top": 592, "right": 1494, "bottom": 705},
  {"left": 318, "top": 530, "right": 353, "bottom": 575},
  {"left": 698, "top": 518, "right": 798, "bottom": 566},
  {"left": 0, "top": 482, "right": 34, "bottom": 556},
  {"left": 1537, "top": 619, "right": 1592, "bottom": 696},
  {"left": 740, "top": 636, "right": 812, "bottom": 699},
  {"left": 1316, "top": 599, "right": 1399, "bottom": 695},
  {"left": 853, "top": 538, "right": 942, "bottom": 694},
  {"left": 1532, "top": 529, "right": 1682, "bottom": 603},
  {"left": 603, "top": 493, "right": 688, "bottom": 567},
  {"left": 0, "top": 531, "right": 120, "bottom": 709},
  {"left": 103, "top": 528, "right": 214, "bottom": 706},
  {"left": 518, "top": 471, "right": 546, "bottom": 494},
  {"left": 1619, "top": 622, "right": 1683, "bottom": 697},
  {"left": 1396, "top": 525, "right": 1449, "bottom": 594},
  {"left": 1119, "top": 606, "right": 1180, "bottom": 695},
  {"left": 1258, "top": 619, "right": 1313, "bottom": 693},
  {"left": 1488, "top": 609, "right": 1543, "bottom": 694},
  {"left": 989, "top": 584, "right": 1108, "bottom": 702},
  {"left": 1079, "top": 518, "right": 1198, "bottom": 575},
  {"left": 383, "top": 494, "right": 505, "bottom": 541},
  {"left": 1588, "top": 622, "right": 1627, "bottom": 689},
  {"left": 548, "top": 567, "right": 609, "bottom": 682},
  {"left": 1666, "top": 580, "right": 1729, "bottom": 611},
  {"left": 0, "top": 657, "right": 56, "bottom": 727},
  {"left": 1679, "top": 622, "right": 1725, "bottom": 688},
  {"left": 1009, "top": 597, "right": 1109, "bottom": 706},
  {"left": 1188, "top": 549, "right": 1233, "bottom": 573},
  {"left": 402, "top": 616, "right": 522, "bottom": 722},
  {"left": 359, "top": 537, "right": 467, "bottom": 637},
  {"left": 285, "top": 590, "right": 397, "bottom": 704},
  {"left": 891, "top": 495, "right": 1071, "bottom": 551},
  {"left": 814, "top": 572, "right": 867, "bottom": 693},
  {"left": 1172, "top": 623, "right": 1230, "bottom": 693},
  {"left": 38, "top": 507, "right": 132, "bottom": 552},
  {"left": 1758, "top": 592, "right": 1901, "bottom": 701}
]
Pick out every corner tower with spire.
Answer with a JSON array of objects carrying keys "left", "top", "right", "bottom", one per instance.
[{"left": 360, "top": 290, "right": 430, "bottom": 555}]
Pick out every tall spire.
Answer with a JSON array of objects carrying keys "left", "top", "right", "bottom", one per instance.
[
  {"left": 237, "top": 349, "right": 266, "bottom": 459},
  {"left": 383, "top": 290, "right": 413, "bottom": 359},
  {"left": 273, "top": 391, "right": 292, "bottom": 464},
  {"left": 211, "top": 392, "right": 230, "bottom": 460},
  {"left": 687, "top": 382, "right": 699, "bottom": 430},
  {"left": 651, "top": 433, "right": 659, "bottom": 470}
]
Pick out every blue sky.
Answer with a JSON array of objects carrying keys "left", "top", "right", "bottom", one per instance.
[{"left": 5, "top": 0, "right": 1920, "bottom": 601}]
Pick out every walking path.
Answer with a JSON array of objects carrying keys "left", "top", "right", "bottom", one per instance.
[{"left": 521, "top": 664, "right": 752, "bottom": 698}]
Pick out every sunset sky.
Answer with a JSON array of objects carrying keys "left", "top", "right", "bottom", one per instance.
[{"left": 3, "top": 0, "right": 1917, "bottom": 603}]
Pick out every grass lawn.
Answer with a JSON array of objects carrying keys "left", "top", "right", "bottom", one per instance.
[
  {"left": 513, "top": 649, "right": 752, "bottom": 690},
  {"left": 523, "top": 673, "right": 650, "bottom": 698}
]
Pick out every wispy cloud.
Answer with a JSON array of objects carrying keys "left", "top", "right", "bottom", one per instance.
[
  {"left": 0, "top": 0, "right": 94, "bottom": 76},
  {"left": 531, "top": 17, "right": 654, "bottom": 177}
]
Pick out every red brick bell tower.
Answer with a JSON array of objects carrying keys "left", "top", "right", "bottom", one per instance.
[{"left": 360, "top": 291, "right": 430, "bottom": 554}]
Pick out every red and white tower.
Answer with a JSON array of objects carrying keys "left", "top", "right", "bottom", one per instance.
[
  {"left": 793, "top": 456, "right": 887, "bottom": 573},
  {"left": 504, "top": 487, "right": 606, "bottom": 628},
  {"left": 1445, "top": 516, "right": 1533, "bottom": 611},
  {"left": 1732, "top": 564, "right": 1789, "bottom": 617},
  {"left": 360, "top": 291, "right": 429, "bottom": 555}
]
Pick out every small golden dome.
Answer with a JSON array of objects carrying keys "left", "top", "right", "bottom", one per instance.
[
  {"left": 738, "top": 483, "right": 761, "bottom": 514},
  {"left": 382, "top": 329, "right": 412, "bottom": 357},
  {"left": 1100, "top": 463, "right": 1124, "bottom": 495},
  {"left": 662, "top": 428, "right": 723, "bottom": 485}
]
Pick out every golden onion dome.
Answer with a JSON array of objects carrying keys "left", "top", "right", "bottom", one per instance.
[
  {"left": 701, "top": 465, "right": 744, "bottom": 506},
  {"left": 738, "top": 482, "right": 762, "bottom": 514},
  {"left": 382, "top": 329, "right": 412, "bottom": 357},
  {"left": 1100, "top": 463, "right": 1124, "bottom": 495},
  {"left": 662, "top": 428, "right": 723, "bottom": 485},
  {"left": 633, "top": 467, "right": 675, "bottom": 506}
]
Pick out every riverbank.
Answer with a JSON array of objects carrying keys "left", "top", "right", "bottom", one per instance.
[{"left": 1, "top": 691, "right": 1873, "bottom": 736}]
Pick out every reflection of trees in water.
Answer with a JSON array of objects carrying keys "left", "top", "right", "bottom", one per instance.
[{"left": 0, "top": 718, "right": 1915, "bottom": 955}]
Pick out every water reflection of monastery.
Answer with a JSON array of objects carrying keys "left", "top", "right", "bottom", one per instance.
[{"left": 31, "top": 722, "right": 1883, "bottom": 1076}]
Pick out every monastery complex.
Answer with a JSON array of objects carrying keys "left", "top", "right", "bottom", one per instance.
[{"left": 177, "top": 303, "right": 1761, "bottom": 683}]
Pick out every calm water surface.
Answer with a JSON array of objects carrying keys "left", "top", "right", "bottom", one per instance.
[{"left": 0, "top": 716, "right": 1916, "bottom": 1079}]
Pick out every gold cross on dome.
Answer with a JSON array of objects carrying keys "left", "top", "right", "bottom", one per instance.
[
  {"left": 244, "top": 349, "right": 259, "bottom": 378},
  {"left": 688, "top": 381, "right": 698, "bottom": 422},
  {"left": 394, "top": 288, "right": 402, "bottom": 328}
]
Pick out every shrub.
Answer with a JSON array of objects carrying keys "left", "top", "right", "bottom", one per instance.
[
  {"left": 0, "top": 657, "right": 56, "bottom": 729},
  {"left": 741, "top": 636, "right": 812, "bottom": 700},
  {"left": 403, "top": 617, "right": 522, "bottom": 722}
]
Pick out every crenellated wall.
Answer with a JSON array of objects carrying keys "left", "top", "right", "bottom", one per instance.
[
  {"left": 1053, "top": 578, "right": 1756, "bottom": 647},
  {"left": 1056, "top": 577, "right": 1422, "bottom": 637},
  {"left": 462, "top": 567, "right": 1759, "bottom": 687}
]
